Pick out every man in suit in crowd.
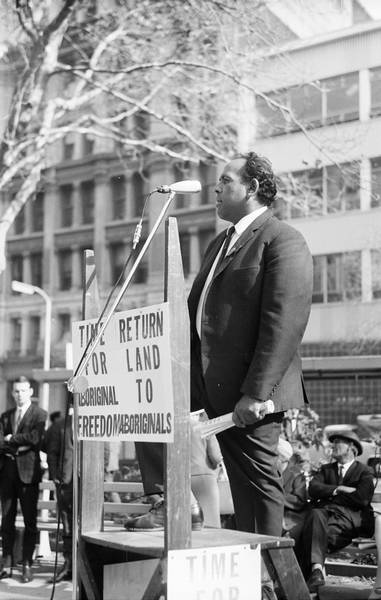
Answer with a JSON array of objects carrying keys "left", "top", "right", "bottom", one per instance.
[
  {"left": 128, "top": 152, "right": 312, "bottom": 539},
  {"left": 0, "top": 376, "right": 47, "bottom": 583},
  {"left": 46, "top": 399, "right": 73, "bottom": 583},
  {"left": 187, "top": 152, "right": 312, "bottom": 535},
  {"left": 292, "top": 429, "right": 375, "bottom": 593}
]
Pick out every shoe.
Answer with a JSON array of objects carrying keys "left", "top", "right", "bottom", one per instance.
[
  {"left": 0, "top": 569, "right": 12, "bottom": 580},
  {"left": 306, "top": 568, "right": 325, "bottom": 592},
  {"left": 124, "top": 499, "right": 204, "bottom": 531},
  {"left": 191, "top": 500, "right": 204, "bottom": 531},
  {"left": 0, "top": 555, "right": 12, "bottom": 579},
  {"left": 47, "top": 560, "right": 72, "bottom": 583},
  {"left": 261, "top": 581, "right": 277, "bottom": 600},
  {"left": 21, "top": 564, "right": 33, "bottom": 583}
]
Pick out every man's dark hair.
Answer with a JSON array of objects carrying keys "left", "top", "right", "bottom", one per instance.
[
  {"left": 13, "top": 375, "right": 31, "bottom": 385},
  {"left": 235, "top": 151, "right": 277, "bottom": 206},
  {"left": 49, "top": 411, "right": 61, "bottom": 423}
]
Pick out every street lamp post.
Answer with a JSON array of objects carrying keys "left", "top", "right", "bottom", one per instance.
[{"left": 11, "top": 280, "right": 52, "bottom": 413}]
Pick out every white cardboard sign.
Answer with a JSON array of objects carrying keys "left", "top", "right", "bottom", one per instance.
[
  {"left": 72, "top": 302, "right": 174, "bottom": 442},
  {"left": 167, "top": 544, "right": 261, "bottom": 600}
]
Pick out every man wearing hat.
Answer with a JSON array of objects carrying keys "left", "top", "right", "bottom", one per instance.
[{"left": 292, "top": 429, "right": 375, "bottom": 593}]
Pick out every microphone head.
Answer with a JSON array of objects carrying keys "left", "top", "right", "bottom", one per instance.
[{"left": 156, "top": 180, "right": 201, "bottom": 194}]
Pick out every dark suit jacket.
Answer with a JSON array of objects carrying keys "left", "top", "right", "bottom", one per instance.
[
  {"left": 0, "top": 403, "right": 47, "bottom": 484},
  {"left": 188, "top": 209, "right": 313, "bottom": 417},
  {"left": 46, "top": 416, "right": 73, "bottom": 485},
  {"left": 309, "top": 460, "right": 375, "bottom": 535}
]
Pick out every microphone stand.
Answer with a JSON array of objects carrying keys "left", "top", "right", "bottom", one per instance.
[{"left": 67, "top": 189, "right": 176, "bottom": 392}]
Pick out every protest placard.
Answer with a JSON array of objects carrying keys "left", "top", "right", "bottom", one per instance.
[
  {"left": 72, "top": 302, "right": 174, "bottom": 442},
  {"left": 167, "top": 544, "right": 261, "bottom": 600}
]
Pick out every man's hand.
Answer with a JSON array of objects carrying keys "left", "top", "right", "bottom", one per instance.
[
  {"left": 233, "top": 395, "right": 274, "bottom": 428},
  {"left": 335, "top": 485, "right": 356, "bottom": 494},
  {"left": 4, "top": 434, "right": 12, "bottom": 442}
]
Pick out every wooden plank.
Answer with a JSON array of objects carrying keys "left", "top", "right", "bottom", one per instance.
[
  {"left": 103, "top": 559, "right": 160, "bottom": 600},
  {"left": 104, "top": 502, "right": 149, "bottom": 514},
  {"left": 77, "top": 541, "right": 102, "bottom": 600},
  {"left": 141, "top": 559, "right": 165, "bottom": 600},
  {"left": 103, "top": 481, "right": 144, "bottom": 493},
  {"left": 264, "top": 547, "right": 310, "bottom": 600},
  {"left": 79, "top": 249, "right": 104, "bottom": 535},
  {"left": 326, "top": 559, "right": 377, "bottom": 578},
  {"left": 82, "top": 528, "right": 296, "bottom": 556},
  {"left": 77, "top": 249, "right": 104, "bottom": 600},
  {"left": 163, "top": 217, "right": 191, "bottom": 552}
]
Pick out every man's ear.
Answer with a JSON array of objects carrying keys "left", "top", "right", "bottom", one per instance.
[{"left": 247, "top": 179, "right": 259, "bottom": 199}]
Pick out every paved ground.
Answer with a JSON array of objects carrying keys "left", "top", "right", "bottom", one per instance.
[
  {"left": 0, "top": 563, "right": 376, "bottom": 599},
  {"left": 0, "top": 557, "right": 72, "bottom": 600},
  {"left": 318, "top": 576, "right": 374, "bottom": 599}
]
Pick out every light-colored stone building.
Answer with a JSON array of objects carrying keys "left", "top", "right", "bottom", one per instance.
[{"left": 1, "top": 2, "right": 381, "bottom": 430}]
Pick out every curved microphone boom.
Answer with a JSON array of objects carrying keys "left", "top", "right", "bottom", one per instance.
[{"left": 156, "top": 180, "right": 201, "bottom": 194}]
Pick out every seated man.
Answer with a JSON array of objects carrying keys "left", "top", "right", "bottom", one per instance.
[
  {"left": 277, "top": 439, "right": 309, "bottom": 535},
  {"left": 291, "top": 429, "right": 375, "bottom": 593}
]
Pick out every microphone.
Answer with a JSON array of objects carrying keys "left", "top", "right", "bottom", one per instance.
[{"left": 156, "top": 180, "right": 201, "bottom": 194}]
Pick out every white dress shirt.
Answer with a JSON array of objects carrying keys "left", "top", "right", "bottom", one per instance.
[
  {"left": 14, "top": 401, "right": 31, "bottom": 432},
  {"left": 338, "top": 459, "right": 355, "bottom": 479},
  {"left": 196, "top": 206, "right": 268, "bottom": 337}
]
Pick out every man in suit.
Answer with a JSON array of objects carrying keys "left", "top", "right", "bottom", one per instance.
[
  {"left": 292, "top": 429, "right": 375, "bottom": 593},
  {"left": 46, "top": 402, "right": 73, "bottom": 583},
  {"left": 127, "top": 152, "right": 312, "bottom": 539},
  {"left": 0, "top": 376, "right": 47, "bottom": 583},
  {"left": 187, "top": 152, "right": 313, "bottom": 536}
]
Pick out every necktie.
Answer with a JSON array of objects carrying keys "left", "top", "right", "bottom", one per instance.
[
  {"left": 15, "top": 409, "right": 22, "bottom": 432},
  {"left": 215, "top": 226, "right": 235, "bottom": 270},
  {"left": 338, "top": 464, "right": 344, "bottom": 484}
]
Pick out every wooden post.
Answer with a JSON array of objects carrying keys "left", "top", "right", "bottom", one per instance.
[
  {"left": 164, "top": 217, "right": 191, "bottom": 552},
  {"left": 75, "top": 250, "right": 104, "bottom": 599}
]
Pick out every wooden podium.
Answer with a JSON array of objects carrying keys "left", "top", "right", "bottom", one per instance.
[{"left": 75, "top": 218, "right": 310, "bottom": 600}]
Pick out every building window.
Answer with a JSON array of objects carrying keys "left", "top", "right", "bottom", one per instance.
[
  {"left": 371, "top": 249, "right": 381, "bottom": 299},
  {"left": 31, "top": 192, "right": 44, "bottom": 232},
  {"left": 312, "top": 255, "right": 325, "bottom": 303},
  {"left": 133, "top": 111, "right": 149, "bottom": 139},
  {"left": 63, "top": 139, "right": 74, "bottom": 160},
  {"left": 30, "top": 252, "right": 43, "bottom": 287},
  {"left": 57, "top": 249, "right": 72, "bottom": 290},
  {"left": 10, "top": 318, "right": 22, "bottom": 353},
  {"left": 326, "top": 163, "right": 360, "bottom": 213},
  {"left": 83, "top": 134, "right": 94, "bottom": 156},
  {"left": 323, "top": 72, "right": 359, "bottom": 125},
  {"left": 281, "top": 169, "right": 323, "bottom": 219},
  {"left": 291, "top": 83, "right": 322, "bottom": 128},
  {"left": 111, "top": 176, "right": 126, "bottom": 220},
  {"left": 58, "top": 313, "right": 72, "bottom": 340},
  {"left": 132, "top": 251, "right": 148, "bottom": 284},
  {"left": 199, "top": 229, "right": 215, "bottom": 264},
  {"left": 371, "top": 157, "right": 381, "bottom": 208},
  {"left": 312, "top": 251, "right": 361, "bottom": 303},
  {"left": 281, "top": 163, "right": 359, "bottom": 219},
  {"left": 173, "top": 163, "right": 190, "bottom": 210},
  {"left": 109, "top": 242, "right": 126, "bottom": 285},
  {"left": 256, "top": 72, "right": 359, "bottom": 137},
  {"left": 132, "top": 172, "right": 145, "bottom": 217},
  {"left": 14, "top": 206, "right": 25, "bottom": 235},
  {"left": 256, "top": 89, "right": 289, "bottom": 137},
  {"left": 29, "top": 316, "right": 40, "bottom": 351},
  {"left": 10, "top": 254, "right": 23, "bottom": 286},
  {"left": 60, "top": 185, "right": 73, "bottom": 228},
  {"left": 199, "top": 162, "right": 216, "bottom": 205},
  {"left": 370, "top": 67, "right": 381, "bottom": 118},
  {"left": 81, "top": 180, "right": 95, "bottom": 224}
]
